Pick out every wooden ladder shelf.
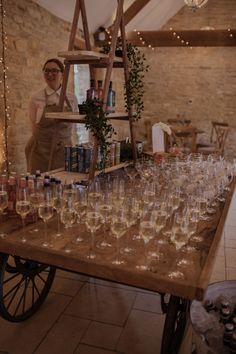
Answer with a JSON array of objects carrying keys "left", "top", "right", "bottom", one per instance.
[{"left": 46, "top": 0, "right": 137, "bottom": 180}]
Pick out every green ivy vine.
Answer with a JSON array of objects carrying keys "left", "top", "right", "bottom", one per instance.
[
  {"left": 102, "top": 38, "right": 149, "bottom": 121},
  {"left": 82, "top": 99, "right": 115, "bottom": 170}
]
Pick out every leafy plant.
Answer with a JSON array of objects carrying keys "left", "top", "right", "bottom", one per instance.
[
  {"left": 102, "top": 38, "right": 149, "bottom": 121},
  {"left": 83, "top": 99, "right": 115, "bottom": 170}
]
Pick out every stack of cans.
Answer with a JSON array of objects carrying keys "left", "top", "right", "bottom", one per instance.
[{"left": 65, "top": 141, "right": 122, "bottom": 173}]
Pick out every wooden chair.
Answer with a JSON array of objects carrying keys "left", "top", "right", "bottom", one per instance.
[
  {"left": 197, "top": 122, "right": 229, "bottom": 156},
  {"left": 167, "top": 118, "right": 191, "bottom": 127}
]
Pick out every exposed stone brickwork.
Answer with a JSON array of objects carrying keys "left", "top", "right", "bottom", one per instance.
[{"left": 113, "top": 0, "right": 236, "bottom": 158}]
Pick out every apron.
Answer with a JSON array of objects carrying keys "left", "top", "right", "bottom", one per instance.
[{"left": 25, "top": 90, "right": 73, "bottom": 174}]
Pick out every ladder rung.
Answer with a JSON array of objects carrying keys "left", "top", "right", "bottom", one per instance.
[
  {"left": 58, "top": 50, "right": 123, "bottom": 63},
  {"left": 45, "top": 112, "right": 130, "bottom": 122}
]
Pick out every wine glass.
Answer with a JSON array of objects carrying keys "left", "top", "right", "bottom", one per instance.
[
  {"left": 38, "top": 188, "right": 54, "bottom": 248},
  {"left": 73, "top": 187, "right": 88, "bottom": 243},
  {"left": 60, "top": 204, "right": 77, "bottom": 253},
  {"left": 29, "top": 181, "right": 44, "bottom": 233},
  {"left": 96, "top": 197, "right": 113, "bottom": 250},
  {"left": 136, "top": 210, "right": 156, "bottom": 271},
  {"left": 87, "top": 178, "right": 102, "bottom": 209},
  {"left": 52, "top": 182, "right": 64, "bottom": 238},
  {"left": 0, "top": 189, "right": 8, "bottom": 238},
  {"left": 110, "top": 210, "right": 127, "bottom": 265},
  {"left": 85, "top": 207, "right": 102, "bottom": 260},
  {"left": 16, "top": 187, "right": 31, "bottom": 243}
]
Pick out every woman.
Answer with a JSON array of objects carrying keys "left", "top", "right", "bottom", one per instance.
[{"left": 25, "top": 58, "right": 78, "bottom": 174}]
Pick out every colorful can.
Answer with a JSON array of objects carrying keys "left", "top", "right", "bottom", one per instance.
[
  {"left": 115, "top": 141, "right": 121, "bottom": 165},
  {"left": 64, "top": 146, "right": 71, "bottom": 171},
  {"left": 77, "top": 146, "right": 84, "bottom": 173},
  {"left": 83, "top": 146, "right": 92, "bottom": 173},
  {"left": 110, "top": 142, "right": 116, "bottom": 166},
  {"left": 71, "top": 146, "right": 78, "bottom": 172}
]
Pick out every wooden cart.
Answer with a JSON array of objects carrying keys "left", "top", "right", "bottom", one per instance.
[{"left": 0, "top": 178, "right": 234, "bottom": 354}]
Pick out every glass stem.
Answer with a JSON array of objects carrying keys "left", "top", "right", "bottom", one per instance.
[
  {"left": 91, "top": 231, "right": 94, "bottom": 253},
  {"left": 44, "top": 220, "right": 47, "bottom": 239},
  {"left": 57, "top": 213, "right": 61, "bottom": 235},
  {"left": 116, "top": 237, "right": 120, "bottom": 261},
  {"left": 21, "top": 216, "right": 26, "bottom": 242}
]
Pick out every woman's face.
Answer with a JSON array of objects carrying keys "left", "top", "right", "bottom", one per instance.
[{"left": 43, "top": 61, "right": 63, "bottom": 91}]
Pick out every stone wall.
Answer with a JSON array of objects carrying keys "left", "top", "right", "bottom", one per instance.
[
  {"left": 0, "top": 0, "right": 80, "bottom": 174},
  {"left": 113, "top": 0, "right": 236, "bottom": 158}
]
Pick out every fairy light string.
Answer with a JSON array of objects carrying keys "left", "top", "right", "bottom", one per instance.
[{"left": 0, "top": 0, "right": 10, "bottom": 175}]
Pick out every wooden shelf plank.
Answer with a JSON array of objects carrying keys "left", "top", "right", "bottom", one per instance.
[
  {"left": 50, "top": 162, "right": 131, "bottom": 183},
  {"left": 58, "top": 50, "right": 123, "bottom": 63},
  {"left": 45, "top": 111, "right": 130, "bottom": 122}
]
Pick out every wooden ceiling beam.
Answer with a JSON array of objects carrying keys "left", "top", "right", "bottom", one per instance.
[
  {"left": 123, "top": 0, "right": 151, "bottom": 26},
  {"left": 126, "top": 30, "right": 236, "bottom": 47}
]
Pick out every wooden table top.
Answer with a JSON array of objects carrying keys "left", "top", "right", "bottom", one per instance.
[{"left": 0, "top": 178, "right": 235, "bottom": 301}]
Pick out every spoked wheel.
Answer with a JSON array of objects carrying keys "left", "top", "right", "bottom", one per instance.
[
  {"left": 161, "top": 295, "right": 190, "bottom": 354},
  {"left": 0, "top": 253, "right": 56, "bottom": 322}
]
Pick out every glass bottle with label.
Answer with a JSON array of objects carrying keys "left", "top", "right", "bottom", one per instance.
[
  {"left": 86, "top": 79, "right": 97, "bottom": 101},
  {"left": 106, "top": 81, "right": 116, "bottom": 113}
]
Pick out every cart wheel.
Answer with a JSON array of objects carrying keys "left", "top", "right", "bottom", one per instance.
[
  {"left": 0, "top": 253, "right": 56, "bottom": 322},
  {"left": 161, "top": 295, "right": 190, "bottom": 354}
]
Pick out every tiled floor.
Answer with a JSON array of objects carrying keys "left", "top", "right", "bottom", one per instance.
[{"left": 0, "top": 190, "right": 235, "bottom": 354}]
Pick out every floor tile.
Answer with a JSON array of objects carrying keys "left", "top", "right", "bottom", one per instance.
[
  {"left": 216, "top": 246, "right": 225, "bottom": 257},
  {"left": 117, "top": 309, "right": 165, "bottom": 354},
  {"left": 51, "top": 276, "right": 84, "bottom": 297},
  {"left": 65, "top": 283, "right": 136, "bottom": 326},
  {"left": 35, "top": 314, "right": 90, "bottom": 354},
  {"left": 226, "top": 267, "right": 236, "bottom": 280},
  {"left": 225, "top": 248, "right": 236, "bottom": 268},
  {"left": 75, "top": 344, "right": 118, "bottom": 354},
  {"left": 224, "top": 226, "right": 236, "bottom": 239},
  {"left": 0, "top": 293, "right": 71, "bottom": 354},
  {"left": 225, "top": 237, "right": 236, "bottom": 248},
  {"left": 81, "top": 321, "right": 122, "bottom": 350},
  {"left": 133, "top": 292, "right": 162, "bottom": 314}
]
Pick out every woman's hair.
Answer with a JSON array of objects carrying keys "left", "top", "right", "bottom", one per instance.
[{"left": 42, "top": 58, "right": 64, "bottom": 72}]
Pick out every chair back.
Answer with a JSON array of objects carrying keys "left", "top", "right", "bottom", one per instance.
[
  {"left": 214, "top": 124, "right": 229, "bottom": 155},
  {"left": 210, "top": 121, "right": 228, "bottom": 143},
  {"left": 167, "top": 118, "right": 191, "bottom": 127}
]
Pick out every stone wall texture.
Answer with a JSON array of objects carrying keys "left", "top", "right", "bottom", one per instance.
[
  {"left": 0, "top": 0, "right": 235, "bottom": 174},
  {"left": 113, "top": 0, "right": 236, "bottom": 158}
]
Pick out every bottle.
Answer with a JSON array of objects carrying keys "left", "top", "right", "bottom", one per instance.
[
  {"left": 230, "top": 332, "right": 236, "bottom": 354},
  {"left": 7, "top": 176, "right": 17, "bottom": 216},
  {"left": 97, "top": 80, "right": 103, "bottom": 105},
  {"left": 106, "top": 81, "right": 116, "bottom": 113},
  {"left": 86, "top": 79, "right": 97, "bottom": 101},
  {"left": 223, "top": 323, "right": 234, "bottom": 346}
]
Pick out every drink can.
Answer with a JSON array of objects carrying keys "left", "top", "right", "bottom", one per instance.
[
  {"left": 70, "top": 146, "right": 78, "bottom": 172},
  {"left": 115, "top": 141, "right": 121, "bottom": 165},
  {"left": 64, "top": 146, "right": 71, "bottom": 171},
  {"left": 110, "top": 143, "right": 116, "bottom": 166},
  {"left": 77, "top": 146, "right": 84, "bottom": 173},
  {"left": 83, "top": 146, "right": 92, "bottom": 173}
]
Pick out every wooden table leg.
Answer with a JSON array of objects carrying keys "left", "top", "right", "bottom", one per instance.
[{"left": 161, "top": 295, "right": 191, "bottom": 354}]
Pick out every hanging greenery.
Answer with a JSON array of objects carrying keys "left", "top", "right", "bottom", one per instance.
[
  {"left": 82, "top": 99, "right": 115, "bottom": 170},
  {"left": 102, "top": 38, "right": 149, "bottom": 121}
]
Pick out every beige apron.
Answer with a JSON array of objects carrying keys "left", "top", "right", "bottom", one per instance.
[{"left": 25, "top": 90, "right": 73, "bottom": 174}]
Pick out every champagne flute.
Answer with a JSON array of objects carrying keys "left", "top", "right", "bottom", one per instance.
[
  {"left": 0, "top": 190, "right": 8, "bottom": 238},
  {"left": 60, "top": 205, "right": 77, "bottom": 253},
  {"left": 96, "top": 202, "right": 112, "bottom": 249},
  {"left": 52, "top": 182, "right": 64, "bottom": 238},
  {"left": 29, "top": 181, "right": 44, "bottom": 233},
  {"left": 73, "top": 187, "right": 88, "bottom": 243},
  {"left": 16, "top": 187, "right": 31, "bottom": 243},
  {"left": 38, "top": 188, "right": 54, "bottom": 248},
  {"left": 85, "top": 208, "right": 102, "bottom": 259},
  {"left": 110, "top": 210, "right": 127, "bottom": 265},
  {"left": 136, "top": 210, "right": 156, "bottom": 270}
]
